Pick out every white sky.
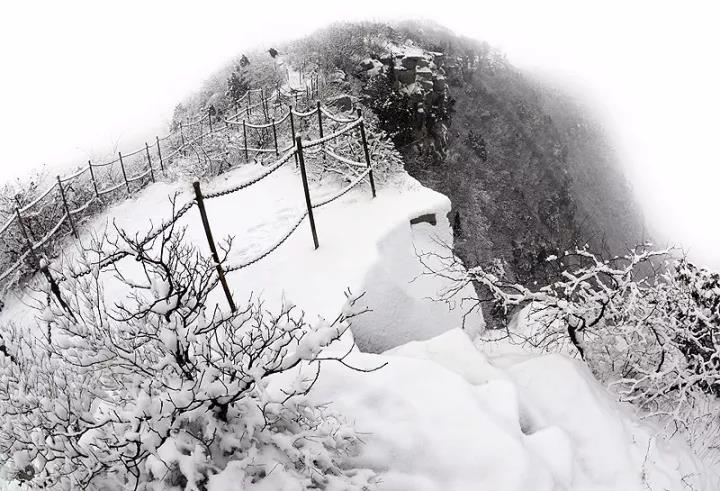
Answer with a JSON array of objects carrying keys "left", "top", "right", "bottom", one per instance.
[{"left": 0, "top": 0, "right": 718, "bottom": 268}]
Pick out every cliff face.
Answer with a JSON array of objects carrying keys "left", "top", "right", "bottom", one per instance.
[
  {"left": 245, "top": 20, "right": 644, "bottom": 291},
  {"left": 334, "top": 21, "right": 645, "bottom": 286}
]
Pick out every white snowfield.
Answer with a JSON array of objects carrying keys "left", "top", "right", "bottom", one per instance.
[{"left": 1, "top": 163, "right": 715, "bottom": 490}]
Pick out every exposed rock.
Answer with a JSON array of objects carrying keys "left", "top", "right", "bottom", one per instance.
[
  {"left": 396, "top": 67, "right": 416, "bottom": 85},
  {"left": 401, "top": 57, "right": 418, "bottom": 70},
  {"left": 416, "top": 67, "right": 433, "bottom": 81},
  {"left": 329, "top": 69, "right": 347, "bottom": 83},
  {"left": 433, "top": 76, "right": 447, "bottom": 91},
  {"left": 358, "top": 58, "right": 376, "bottom": 71},
  {"left": 327, "top": 94, "right": 353, "bottom": 112},
  {"left": 420, "top": 79, "right": 435, "bottom": 91}
]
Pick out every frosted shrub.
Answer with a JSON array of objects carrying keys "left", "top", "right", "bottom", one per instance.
[
  {"left": 0, "top": 225, "right": 375, "bottom": 489},
  {"left": 422, "top": 246, "right": 720, "bottom": 432}
]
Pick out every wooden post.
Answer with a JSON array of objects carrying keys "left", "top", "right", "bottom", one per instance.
[
  {"left": 289, "top": 107, "right": 298, "bottom": 167},
  {"left": 242, "top": 120, "right": 249, "bottom": 162},
  {"left": 208, "top": 107, "right": 213, "bottom": 133},
  {"left": 271, "top": 118, "right": 279, "bottom": 156},
  {"left": 56, "top": 176, "right": 77, "bottom": 238},
  {"left": 192, "top": 181, "right": 236, "bottom": 312},
  {"left": 356, "top": 109, "right": 377, "bottom": 198},
  {"left": 248, "top": 90, "right": 252, "bottom": 115},
  {"left": 155, "top": 136, "right": 164, "bottom": 173},
  {"left": 88, "top": 160, "right": 99, "bottom": 197},
  {"left": 295, "top": 137, "right": 319, "bottom": 249},
  {"left": 118, "top": 152, "right": 130, "bottom": 195},
  {"left": 145, "top": 142, "right": 155, "bottom": 183}
]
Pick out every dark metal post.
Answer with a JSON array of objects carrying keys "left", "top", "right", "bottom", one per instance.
[
  {"left": 289, "top": 107, "right": 298, "bottom": 167},
  {"left": 271, "top": 119, "right": 279, "bottom": 156},
  {"left": 15, "top": 207, "right": 38, "bottom": 265},
  {"left": 242, "top": 120, "right": 249, "bottom": 162},
  {"left": 155, "top": 136, "right": 164, "bottom": 173},
  {"left": 357, "top": 109, "right": 377, "bottom": 198},
  {"left": 295, "top": 137, "right": 319, "bottom": 249},
  {"left": 88, "top": 160, "right": 99, "bottom": 197},
  {"left": 118, "top": 152, "right": 130, "bottom": 194},
  {"left": 261, "top": 88, "right": 268, "bottom": 122},
  {"left": 145, "top": 143, "right": 155, "bottom": 182},
  {"left": 192, "top": 181, "right": 236, "bottom": 312},
  {"left": 56, "top": 176, "right": 77, "bottom": 238},
  {"left": 317, "top": 101, "right": 326, "bottom": 165}
]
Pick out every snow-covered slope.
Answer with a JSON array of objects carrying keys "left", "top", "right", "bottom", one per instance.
[
  {"left": 305, "top": 329, "right": 711, "bottom": 491},
  {"left": 1, "top": 163, "right": 714, "bottom": 489}
]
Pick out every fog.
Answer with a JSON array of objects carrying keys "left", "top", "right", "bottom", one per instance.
[{"left": 1, "top": 0, "right": 717, "bottom": 268}]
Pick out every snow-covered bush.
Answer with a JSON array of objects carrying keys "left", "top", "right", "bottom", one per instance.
[
  {"left": 421, "top": 246, "right": 720, "bottom": 437},
  {"left": 0, "top": 221, "right": 376, "bottom": 489}
]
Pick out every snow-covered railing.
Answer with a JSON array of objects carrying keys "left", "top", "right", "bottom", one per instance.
[
  {"left": 189, "top": 109, "right": 375, "bottom": 310},
  {"left": 0, "top": 72, "right": 370, "bottom": 305}
]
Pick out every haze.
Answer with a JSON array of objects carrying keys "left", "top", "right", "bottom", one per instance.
[{"left": 1, "top": 0, "right": 717, "bottom": 268}]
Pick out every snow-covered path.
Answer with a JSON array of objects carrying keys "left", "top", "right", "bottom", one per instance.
[
  {"left": 0, "top": 162, "right": 481, "bottom": 352},
  {"left": 0, "top": 161, "right": 715, "bottom": 490}
]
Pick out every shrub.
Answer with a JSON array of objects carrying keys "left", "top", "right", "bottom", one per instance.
[{"left": 0, "top": 220, "right": 376, "bottom": 489}]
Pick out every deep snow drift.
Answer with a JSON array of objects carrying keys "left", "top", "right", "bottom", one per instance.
[{"left": 0, "top": 162, "right": 715, "bottom": 489}]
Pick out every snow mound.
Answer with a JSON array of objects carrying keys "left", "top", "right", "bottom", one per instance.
[{"left": 309, "top": 329, "right": 710, "bottom": 491}]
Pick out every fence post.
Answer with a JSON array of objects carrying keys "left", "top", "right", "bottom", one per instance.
[
  {"left": 242, "top": 120, "right": 249, "bottom": 162},
  {"left": 261, "top": 88, "right": 268, "bottom": 122},
  {"left": 271, "top": 118, "right": 279, "bottom": 156},
  {"left": 15, "top": 207, "right": 39, "bottom": 265},
  {"left": 289, "top": 107, "right": 298, "bottom": 167},
  {"left": 248, "top": 90, "right": 252, "bottom": 115},
  {"left": 356, "top": 109, "right": 377, "bottom": 198},
  {"left": 295, "top": 137, "right": 319, "bottom": 250},
  {"left": 56, "top": 176, "right": 77, "bottom": 238},
  {"left": 208, "top": 107, "right": 213, "bottom": 133},
  {"left": 88, "top": 160, "right": 99, "bottom": 197},
  {"left": 145, "top": 142, "right": 155, "bottom": 183},
  {"left": 192, "top": 181, "right": 237, "bottom": 312},
  {"left": 118, "top": 152, "right": 130, "bottom": 195},
  {"left": 156, "top": 136, "right": 164, "bottom": 173},
  {"left": 317, "top": 101, "right": 326, "bottom": 165}
]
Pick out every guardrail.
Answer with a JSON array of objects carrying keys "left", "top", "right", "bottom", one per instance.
[
  {"left": 52, "top": 107, "right": 376, "bottom": 313},
  {"left": 0, "top": 75, "right": 325, "bottom": 289}
]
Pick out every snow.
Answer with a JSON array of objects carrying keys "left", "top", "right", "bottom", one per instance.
[
  {"left": 307, "top": 328, "right": 713, "bottom": 491},
  {"left": 1, "top": 158, "right": 715, "bottom": 489}
]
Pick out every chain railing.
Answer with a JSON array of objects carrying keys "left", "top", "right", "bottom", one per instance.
[
  {"left": 0, "top": 75, "right": 326, "bottom": 289},
  {"left": 0, "top": 67, "right": 385, "bottom": 314}
]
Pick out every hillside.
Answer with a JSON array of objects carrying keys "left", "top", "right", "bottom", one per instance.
[
  {"left": 277, "top": 21, "right": 644, "bottom": 293},
  {"left": 0, "top": 20, "right": 717, "bottom": 491}
]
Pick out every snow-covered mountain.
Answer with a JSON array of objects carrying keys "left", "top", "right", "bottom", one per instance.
[{"left": 0, "top": 20, "right": 717, "bottom": 491}]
